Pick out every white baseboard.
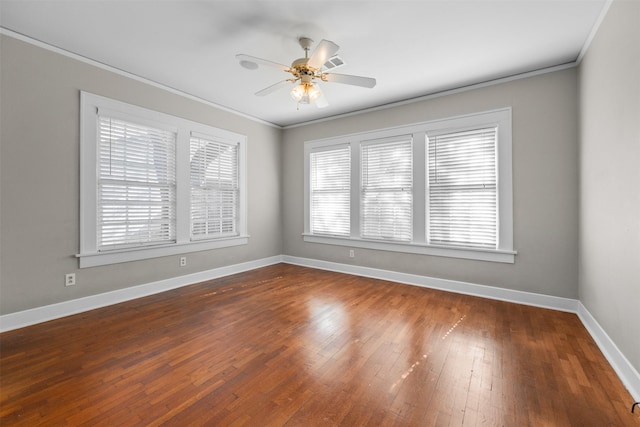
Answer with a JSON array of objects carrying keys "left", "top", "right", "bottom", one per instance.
[
  {"left": 2, "top": 254, "right": 638, "bottom": 402},
  {"left": 282, "top": 255, "right": 579, "bottom": 312},
  {"left": 577, "top": 302, "right": 640, "bottom": 401},
  {"left": 0, "top": 255, "right": 283, "bottom": 333}
]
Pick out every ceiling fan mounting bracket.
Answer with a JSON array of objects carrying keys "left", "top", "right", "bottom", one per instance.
[{"left": 298, "top": 37, "right": 314, "bottom": 52}]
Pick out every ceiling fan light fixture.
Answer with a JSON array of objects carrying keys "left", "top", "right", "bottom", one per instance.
[{"left": 291, "top": 82, "right": 321, "bottom": 104}]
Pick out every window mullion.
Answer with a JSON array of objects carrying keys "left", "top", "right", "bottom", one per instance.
[
  {"left": 412, "top": 132, "right": 426, "bottom": 244},
  {"left": 350, "top": 140, "right": 360, "bottom": 239},
  {"left": 175, "top": 128, "right": 191, "bottom": 244}
]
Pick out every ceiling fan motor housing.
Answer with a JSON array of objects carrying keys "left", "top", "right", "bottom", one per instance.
[
  {"left": 291, "top": 57, "right": 310, "bottom": 69},
  {"left": 291, "top": 57, "right": 319, "bottom": 83}
]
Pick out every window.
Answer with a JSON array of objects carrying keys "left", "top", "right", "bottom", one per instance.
[
  {"left": 190, "top": 133, "right": 239, "bottom": 240},
  {"left": 427, "top": 127, "right": 497, "bottom": 249},
  {"left": 304, "top": 109, "right": 515, "bottom": 263},
  {"left": 80, "top": 92, "right": 247, "bottom": 268},
  {"left": 309, "top": 146, "right": 350, "bottom": 236},
  {"left": 97, "top": 115, "right": 177, "bottom": 250},
  {"left": 361, "top": 136, "right": 413, "bottom": 241}
]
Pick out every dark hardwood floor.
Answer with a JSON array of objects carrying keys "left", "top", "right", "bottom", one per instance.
[{"left": 1, "top": 263, "right": 638, "bottom": 426}]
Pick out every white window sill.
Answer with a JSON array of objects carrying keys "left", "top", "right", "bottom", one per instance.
[
  {"left": 78, "top": 235, "right": 249, "bottom": 268},
  {"left": 302, "top": 234, "right": 516, "bottom": 264}
]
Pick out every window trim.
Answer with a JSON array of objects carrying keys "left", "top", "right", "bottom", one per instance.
[
  {"left": 303, "top": 108, "right": 516, "bottom": 263},
  {"left": 79, "top": 92, "right": 248, "bottom": 268}
]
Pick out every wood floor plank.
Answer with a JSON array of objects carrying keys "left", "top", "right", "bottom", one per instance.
[{"left": 1, "top": 264, "right": 639, "bottom": 426}]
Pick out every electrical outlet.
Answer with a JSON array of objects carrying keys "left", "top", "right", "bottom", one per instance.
[
  {"left": 349, "top": 249, "right": 355, "bottom": 258},
  {"left": 65, "top": 273, "right": 76, "bottom": 287},
  {"left": 180, "top": 256, "right": 187, "bottom": 267}
]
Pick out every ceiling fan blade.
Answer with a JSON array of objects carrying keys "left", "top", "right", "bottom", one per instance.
[
  {"left": 315, "top": 90, "right": 329, "bottom": 108},
  {"left": 255, "top": 80, "right": 294, "bottom": 96},
  {"left": 236, "top": 54, "right": 290, "bottom": 72},
  {"left": 323, "top": 73, "right": 377, "bottom": 88},
  {"left": 307, "top": 39, "right": 339, "bottom": 70}
]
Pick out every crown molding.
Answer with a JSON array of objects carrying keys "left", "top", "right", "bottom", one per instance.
[{"left": 576, "top": 0, "right": 613, "bottom": 64}]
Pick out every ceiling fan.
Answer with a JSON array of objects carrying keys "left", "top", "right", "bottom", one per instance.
[{"left": 236, "top": 37, "right": 376, "bottom": 108}]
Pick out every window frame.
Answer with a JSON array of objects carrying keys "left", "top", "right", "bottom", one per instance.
[
  {"left": 79, "top": 92, "right": 248, "bottom": 268},
  {"left": 303, "top": 108, "right": 515, "bottom": 263}
]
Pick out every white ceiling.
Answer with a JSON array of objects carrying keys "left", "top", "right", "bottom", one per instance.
[{"left": 1, "top": 0, "right": 607, "bottom": 127}]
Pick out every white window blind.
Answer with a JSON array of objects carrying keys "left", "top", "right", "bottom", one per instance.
[
  {"left": 428, "top": 127, "right": 497, "bottom": 249},
  {"left": 98, "top": 116, "right": 177, "bottom": 250},
  {"left": 190, "top": 134, "right": 239, "bottom": 240},
  {"left": 310, "top": 146, "right": 350, "bottom": 236},
  {"left": 361, "top": 137, "right": 413, "bottom": 241}
]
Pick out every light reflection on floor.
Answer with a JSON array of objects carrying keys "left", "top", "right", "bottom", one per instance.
[{"left": 302, "top": 295, "right": 476, "bottom": 409}]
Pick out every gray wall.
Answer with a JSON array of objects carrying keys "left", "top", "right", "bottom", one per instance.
[
  {"left": 579, "top": 0, "right": 640, "bottom": 373},
  {"left": 282, "top": 69, "right": 580, "bottom": 299},
  {"left": 0, "top": 35, "right": 283, "bottom": 314}
]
